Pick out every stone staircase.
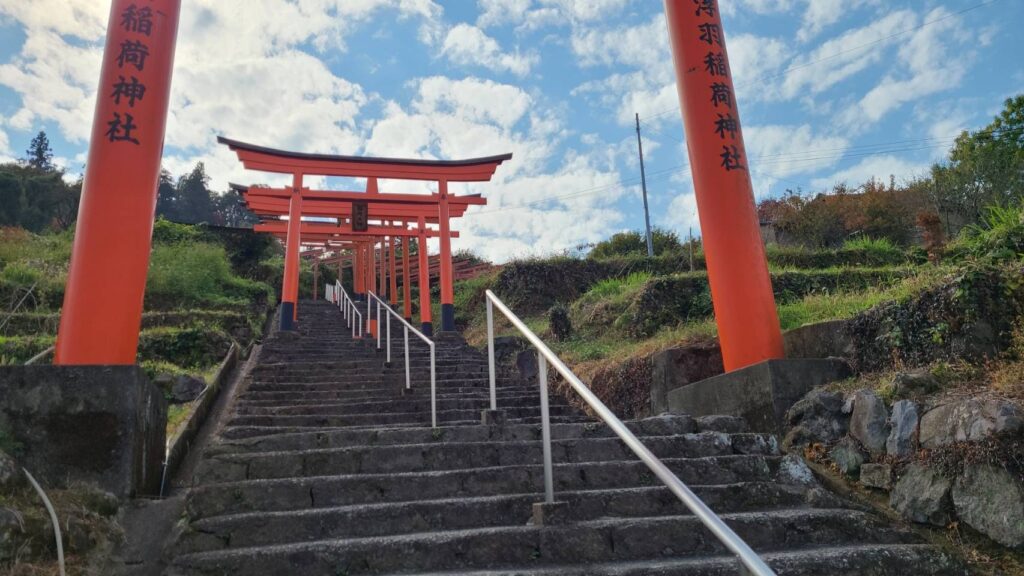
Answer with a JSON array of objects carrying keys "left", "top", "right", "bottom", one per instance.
[{"left": 165, "top": 300, "right": 966, "bottom": 575}]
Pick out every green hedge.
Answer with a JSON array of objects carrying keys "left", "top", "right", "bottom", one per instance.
[
  {"left": 574, "top": 268, "right": 913, "bottom": 339},
  {"left": 137, "top": 324, "right": 235, "bottom": 368},
  {"left": 495, "top": 249, "right": 921, "bottom": 314},
  {"left": 0, "top": 335, "right": 55, "bottom": 364}
]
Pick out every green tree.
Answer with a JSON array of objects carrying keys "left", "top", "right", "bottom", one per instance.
[
  {"left": 931, "top": 95, "right": 1024, "bottom": 226},
  {"left": 24, "top": 131, "right": 54, "bottom": 171},
  {"left": 0, "top": 163, "right": 80, "bottom": 232},
  {"left": 589, "top": 228, "right": 682, "bottom": 259}
]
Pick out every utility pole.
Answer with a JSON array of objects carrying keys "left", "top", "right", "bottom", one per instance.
[
  {"left": 635, "top": 113, "right": 655, "bottom": 258},
  {"left": 689, "top": 227, "right": 694, "bottom": 272}
]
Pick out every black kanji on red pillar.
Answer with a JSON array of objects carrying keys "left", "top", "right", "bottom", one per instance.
[
  {"left": 710, "top": 83, "right": 733, "bottom": 109},
  {"left": 111, "top": 76, "right": 147, "bottom": 107},
  {"left": 703, "top": 52, "right": 728, "bottom": 76},
  {"left": 121, "top": 5, "right": 154, "bottom": 36},
  {"left": 106, "top": 112, "right": 141, "bottom": 145},
  {"left": 698, "top": 23, "right": 722, "bottom": 46},
  {"left": 714, "top": 113, "right": 738, "bottom": 140},
  {"left": 720, "top": 145, "right": 745, "bottom": 171},
  {"left": 117, "top": 40, "right": 149, "bottom": 72},
  {"left": 693, "top": 0, "right": 716, "bottom": 17}
]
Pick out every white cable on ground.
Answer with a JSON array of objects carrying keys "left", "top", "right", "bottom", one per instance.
[{"left": 23, "top": 468, "right": 65, "bottom": 576}]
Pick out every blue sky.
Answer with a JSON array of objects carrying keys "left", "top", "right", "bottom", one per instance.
[{"left": 0, "top": 0, "right": 1021, "bottom": 261}]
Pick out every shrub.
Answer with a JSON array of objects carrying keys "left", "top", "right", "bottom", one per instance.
[
  {"left": 950, "top": 202, "right": 1024, "bottom": 262},
  {"left": 145, "top": 241, "right": 274, "bottom": 310},
  {"left": 549, "top": 304, "right": 573, "bottom": 341},
  {"left": 152, "top": 217, "right": 201, "bottom": 245}
]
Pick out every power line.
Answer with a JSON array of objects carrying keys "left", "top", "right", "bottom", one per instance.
[{"left": 475, "top": 126, "right": 1023, "bottom": 215}]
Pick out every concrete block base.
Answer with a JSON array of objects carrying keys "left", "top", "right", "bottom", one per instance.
[
  {"left": 531, "top": 501, "right": 570, "bottom": 526},
  {"left": 667, "top": 359, "right": 851, "bottom": 434},
  {"left": 481, "top": 409, "right": 507, "bottom": 427},
  {"left": 0, "top": 365, "right": 166, "bottom": 497}
]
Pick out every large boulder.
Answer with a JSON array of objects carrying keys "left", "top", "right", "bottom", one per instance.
[
  {"left": 886, "top": 400, "right": 920, "bottom": 458},
  {"left": 850, "top": 390, "right": 890, "bottom": 455},
  {"left": 892, "top": 370, "right": 940, "bottom": 399},
  {"left": 170, "top": 375, "right": 206, "bottom": 404},
  {"left": 491, "top": 336, "right": 528, "bottom": 364},
  {"left": 890, "top": 464, "right": 953, "bottom": 526},
  {"left": 919, "top": 399, "right": 1024, "bottom": 448},
  {"left": 783, "top": 389, "right": 847, "bottom": 449},
  {"left": 829, "top": 437, "right": 865, "bottom": 478},
  {"left": 952, "top": 465, "right": 1024, "bottom": 548},
  {"left": 860, "top": 463, "right": 893, "bottom": 490}
]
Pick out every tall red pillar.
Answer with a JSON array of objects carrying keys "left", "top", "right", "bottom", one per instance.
[
  {"left": 388, "top": 235, "right": 398, "bottom": 306},
  {"left": 402, "top": 237, "right": 412, "bottom": 322},
  {"left": 437, "top": 180, "right": 456, "bottom": 332},
  {"left": 312, "top": 259, "right": 319, "bottom": 301},
  {"left": 368, "top": 238, "right": 377, "bottom": 336},
  {"left": 379, "top": 238, "right": 387, "bottom": 300},
  {"left": 55, "top": 0, "right": 182, "bottom": 364},
  {"left": 664, "top": 0, "right": 783, "bottom": 371},
  {"left": 417, "top": 217, "right": 432, "bottom": 336},
  {"left": 279, "top": 175, "right": 303, "bottom": 330},
  {"left": 353, "top": 244, "right": 364, "bottom": 296}
]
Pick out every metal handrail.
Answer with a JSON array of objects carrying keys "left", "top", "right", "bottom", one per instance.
[
  {"left": 484, "top": 290, "right": 776, "bottom": 576},
  {"left": 334, "top": 281, "right": 363, "bottom": 339},
  {"left": 367, "top": 291, "right": 438, "bottom": 428}
]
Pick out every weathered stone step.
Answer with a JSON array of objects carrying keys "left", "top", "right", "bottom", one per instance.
[
  {"left": 176, "top": 483, "right": 810, "bottom": 554},
  {"left": 219, "top": 415, "right": 591, "bottom": 440},
  {"left": 244, "top": 377, "right": 495, "bottom": 391},
  {"left": 232, "top": 394, "right": 571, "bottom": 416},
  {"left": 186, "top": 455, "right": 782, "bottom": 518},
  {"left": 168, "top": 509, "right": 918, "bottom": 575},
  {"left": 226, "top": 404, "right": 582, "bottom": 429},
  {"left": 388, "top": 544, "right": 965, "bottom": 576},
  {"left": 236, "top": 388, "right": 540, "bottom": 404},
  {"left": 195, "top": 433, "right": 778, "bottom": 483},
  {"left": 211, "top": 415, "right": 708, "bottom": 455}
]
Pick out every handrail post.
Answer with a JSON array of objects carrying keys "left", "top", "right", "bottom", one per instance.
[
  {"left": 429, "top": 344, "right": 437, "bottom": 428},
  {"left": 366, "top": 296, "right": 371, "bottom": 340},
  {"left": 386, "top": 313, "right": 392, "bottom": 365},
  {"left": 538, "top": 353, "right": 554, "bottom": 504},
  {"left": 404, "top": 326, "right": 411, "bottom": 390},
  {"left": 486, "top": 297, "right": 497, "bottom": 411},
  {"left": 376, "top": 300, "right": 382, "bottom": 349}
]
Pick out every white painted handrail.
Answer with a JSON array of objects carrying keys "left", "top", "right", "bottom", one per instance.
[
  {"left": 334, "top": 281, "right": 363, "bottom": 339},
  {"left": 484, "top": 290, "right": 776, "bottom": 576},
  {"left": 368, "top": 291, "right": 437, "bottom": 428}
]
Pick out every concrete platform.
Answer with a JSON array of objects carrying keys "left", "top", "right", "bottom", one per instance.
[
  {"left": 0, "top": 365, "right": 166, "bottom": 497},
  {"left": 667, "top": 359, "right": 851, "bottom": 434}
]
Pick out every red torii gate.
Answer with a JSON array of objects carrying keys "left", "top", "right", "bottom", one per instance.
[
  {"left": 221, "top": 137, "right": 510, "bottom": 334},
  {"left": 253, "top": 200, "right": 462, "bottom": 334}
]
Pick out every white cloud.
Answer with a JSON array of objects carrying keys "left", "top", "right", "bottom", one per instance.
[
  {"left": 477, "top": 0, "right": 532, "bottom": 28},
  {"left": 441, "top": 23, "right": 538, "bottom": 76},
  {"left": 745, "top": 124, "right": 849, "bottom": 177},
  {"left": 810, "top": 155, "right": 929, "bottom": 190},
  {"left": 838, "top": 7, "right": 973, "bottom": 130},
  {"left": 0, "top": 0, "right": 442, "bottom": 156},
  {"left": 660, "top": 191, "right": 702, "bottom": 237},
  {"left": 364, "top": 75, "right": 627, "bottom": 262},
  {"left": 781, "top": 10, "right": 917, "bottom": 100}
]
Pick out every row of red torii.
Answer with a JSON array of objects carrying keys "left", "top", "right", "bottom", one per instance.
[{"left": 220, "top": 136, "right": 512, "bottom": 336}]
